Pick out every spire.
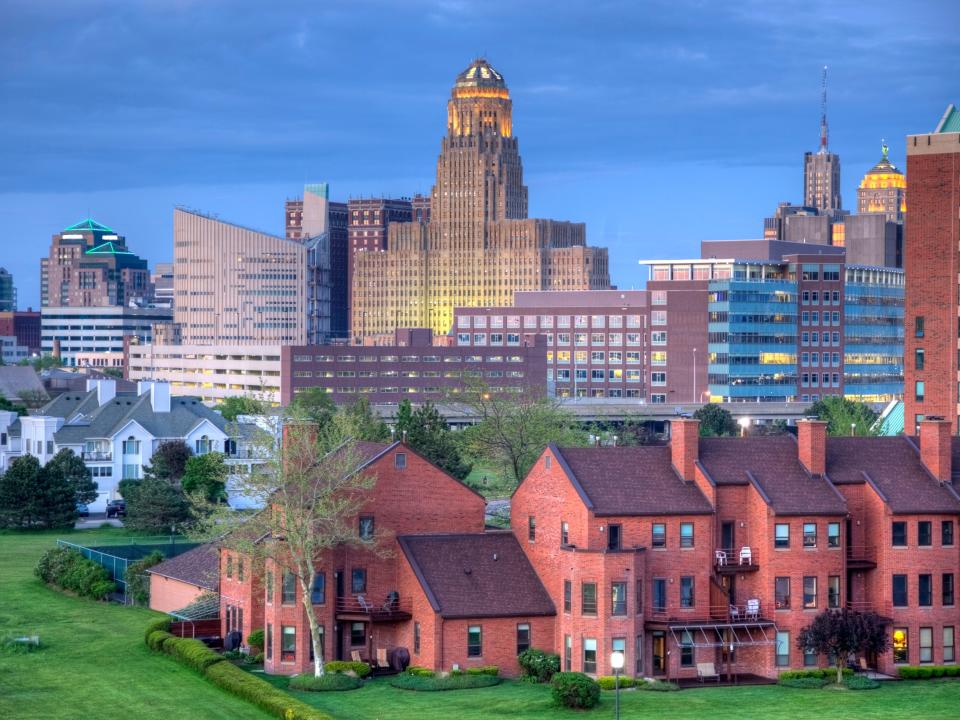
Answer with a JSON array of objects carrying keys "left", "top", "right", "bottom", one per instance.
[{"left": 819, "top": 65, "right": 829, "bottom": 153}]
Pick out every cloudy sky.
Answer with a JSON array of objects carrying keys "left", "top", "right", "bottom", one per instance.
[{"left": 1, "top": 0, "right": 957, "bottom": 307}]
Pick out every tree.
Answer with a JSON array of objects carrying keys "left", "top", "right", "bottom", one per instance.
[
  {"left": 339, "top": 397, "right": 391, "bottom": 442},
  {"left": 287, "top": 387, "right": 336, "bottom": 427},
  {"left": 143, "top": 440, "right": 192, "bottom": 484},
  {"left": 693, "top": 404, "right": 738, "bottom": 437},
  {"left": 0, "top": 455, "right": 76, "bottom": 529},
  {"left": 181, "top": 452, "right": 229, "bottom": 502},
  {"left": 20, "top": 354, "right": 63, "bottom": 370},
  {"left": 123, "top": 479, "right": 191, "bottom": 534},
  {"left": 46, "top": 448, "right": 98, "bottom": 505},
  {"left": 217, "top": 413, "right": 383, "bottom": 677},
  {"left": 16, "top": 389, "right": 49, "bottom": 409},
  {"left": 0, "top": 396, "right": 27, "bottom": 417},
  {"left": 125, "top": 550, "right": 165, "bottom": 605},
  {"left": 797, "top": 608, "right": 890, "bottom": 685},
  {"left": 218, "top": 396, "right": 266, "bottom": 421},
  {"left": 805, "top": 396, "right": 879, "bottom": 436},
  {"left": 455, "top": 380, "right": 585, "bottom": 487},
  {"left": 395, "top": 400, "right": 472, "bottom": 480}
]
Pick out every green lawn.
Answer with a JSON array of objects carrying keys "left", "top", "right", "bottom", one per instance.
[
  {"left": 0, "top": 529, "right": 271, "bottom": 720},
  {"left": 2, "top": 529, "right": 959, "bottom": 720}
]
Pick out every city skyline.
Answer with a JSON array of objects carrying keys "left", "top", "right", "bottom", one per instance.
[{"left": 2, "top": 0, "right": 958, "bottom": 309}]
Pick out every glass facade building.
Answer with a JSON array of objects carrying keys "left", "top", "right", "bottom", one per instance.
[{"left": 843, "top": 267, "right": 904, "bottom": 402}]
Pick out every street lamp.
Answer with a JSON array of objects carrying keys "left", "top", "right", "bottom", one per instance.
[
  {"left": 738, "top": 417, "right": 750, "bottom": 437},
  {"left": 850, "top": 422, "right": 856, "bottom": 436},
  {"left": 610, "top": 650, "right": 625, "bottom": 720}
]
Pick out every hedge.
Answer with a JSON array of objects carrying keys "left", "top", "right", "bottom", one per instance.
[
  {"left": 246, "top": 629, "right": 264, "bottom": 651},
  {"left": 637, "top": 679, "right": 679, "bottom": 692},
  {"left": 898, "top": 665, "right": 960, "bottom": 679},
  {"left": 289, "top": 673, "right": 363, "bottom": 692},
  {"left": 844, "top": 675, "right": 880, "bottom": 690},
  {"left": 465, "top": 666, "right": 500, "bottom": 677},
  {"left": 205, "top": 662, "right": 333, "bottom": 720},
  {"left": 405, "top": 666, "right": 435, "bottom": 677},
  {"left": 147, "top": 630, "right": 173, "bottom": 652},
  {"left": 551, "top": 672, "right": 601, "bottom": 709},
  {"left": 389, "top": 673, "right": 501, "bottom": 691},
  {"left": 597, "top": 675, "right": 636, "bottom": 690},
  {"left": 323, "top": 660, "right": 371, "bottom": 678},
  {"left": 35, "top": 547, "right": 115, "bottom": 600},
  {"left": 778, "top": 668, "right": 853, "bottom": 681},
  {"left": 162, "top": 636, "right": 227, "bottom": 673},
  {"left": 144, "top": 617, "right": 172, "bottom": 645},
  {"left": 780, "top": 677, "right": 829, "bottom": 689}
]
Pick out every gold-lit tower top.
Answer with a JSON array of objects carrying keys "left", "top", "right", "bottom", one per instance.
[{"left": 448, "top": 58, "right": 512, "bottom": 137}]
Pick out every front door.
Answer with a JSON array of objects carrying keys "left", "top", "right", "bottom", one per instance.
[
  {"left": 652, "top": 632, "right": 666, "bottom": 676},
  {"left": 335, "top": 623, "right": 344, "bottom": 661}
]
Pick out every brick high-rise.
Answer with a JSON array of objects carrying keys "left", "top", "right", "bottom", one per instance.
[
  {"left": 352, "top": 59, "right": 610, "bottom": 340},
  {"left": 905, "top": 105, "right": 960, "bottom": 434}
]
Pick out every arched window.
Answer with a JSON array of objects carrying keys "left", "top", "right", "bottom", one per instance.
[
  {"left": 195, "top": 435, "right": 211, "bottom": 454},
  {"left": 122, "top": 435, "right": 140, "bottom": 454}
]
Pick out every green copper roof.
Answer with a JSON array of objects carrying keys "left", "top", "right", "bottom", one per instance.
[
  {"left": 935, "top": 104, "right": 960, "bottom": 133},
  {"left": 85, "top": 241, "right": 133, "bottom": 255},
  {"left": 63, "top": 218, "right": 115, "bottom": 233}
]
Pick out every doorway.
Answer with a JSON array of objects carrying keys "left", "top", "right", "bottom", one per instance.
[
  {"left": 652, "top": 632, "right": 666, "bottom": 676},
  {"left": 721, "top": 521, "right": 735, "bottom": 553}
]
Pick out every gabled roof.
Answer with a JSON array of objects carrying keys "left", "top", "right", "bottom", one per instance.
[
  {"left": 827, "top": 437, "right": 960, "bottom": 515},
  {"left": 0, "top": 366, "right": 44, "bottom": 403},
  {"left": 63, "top": 218, "right": 114, "bottom": 233},
  {"left": 146, "top": 543, "right": 219, "bottom": 591},
  {"left": 398, "top": 533, "right": 554, "bottom": 619},
  {"left": 699, "top": 436, "right": 847, "bottom": 516},
  {"left": 550, "top": 445, "right": 714, "bottom": 516},
  {"left": 86, "top": 241, "right": 133, "bottom": 255}
]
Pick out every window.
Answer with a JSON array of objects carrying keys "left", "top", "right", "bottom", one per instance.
[
  {"left": 918, "top": 521, "right": 932, "bottom": 546},
  {"left": 564, "top": 635, "right": 572, "bottom": 671},
  {"left": 528, "top": 515, "right": 536, "bottom": 542},
  {"left": 308, "top": 626, "right": 324, "bottom": 662},
  {"left": 311, "top": 572, "right": 326, "bottom": 605},
  {"left": 351, "top": 622, "right": 365, "bottom": 647},
  {"left": 560, "top": 521, "right": 569, "bottom": 545},
  {"left": 635, "top": 580, "right": 644, "bottom": 614},
  {"left": 607, "top": 524, "right": 621, "bottom": 551},
  {"left": 680, "top": 630, "right": 694, "bottom": 667},
  {"left": 915, "top": 316, "right": 924, "bottom": 338},
  {"left": 266, "top": 623, "right": 273, "bottom": 661},
  {"left": 563, "top": 580, "right": 572, "bottom": 612},
  {"left": 583, "top": 638, "right": 597, "bottom": 674},
  {"left": 582, "top": 583, "right": 598, "bottom": 615},
  {"left": 652, "top": 523, "right": 666, "bottom": 548},
  {"left": 775, "top": 523, "right": 790, "bottom": 548},
  {"left": 467, "top": 626, "right": 482, "bottom": 657},
  {"left": 828, "top": 576, "right": 840, "bottom": 609},
  {"left": 281, "top": 626, "right": 296, "bottom": 662},
  {"left": 651, "top": 331, "right": 667, "bottom": 345},
  {"left": 920, "top": 627, "right": 933, "bottom": 664},
  {"left": 943, "top": 521, "right": 955, "bottom": 546},
  {"left": 944, "top": 573, "right": 956, "bottom": 606},
  {"left": 916, "top": 381, "right": 925, "bottom": 402},
  {"left": 516, "top": 623, "right": 531, "bottom": 654},
  {"left": 238, "top": 559, "right": 244, "bottom": 582},
  {"left": 827, "top": 522, "right": 840, "bottom": 548},
  {"left": 919, "top": 574, "right": 933, "bottom": 606},
  {"left": 776, "top": 631, "right": 790, "bottom": 667},
  {"left": 945, "top": 627, "right": 955, "bottom": 663},
  {"left": 265, "top": 571, "right": 273, "bottom": 604},
  {"left": 651, "top": 372, "right": 666, "bottom": 386},
  {"left": 282, "top": 570, "right": 296, "bottom": 604},
  {"left": 611, "top": 582, "right": 627, "bottom": 615},
  {"left": 892, "top": 521, "right": 907, "bottom": 547},
  {"left": 650, "top": 351, "right": 667, "bottom": 366},
  {"left": 803, "top": 523, "right": 817, "bottom": 548},
  {"left": 359, "top": 516, "right": 375, "bottom": 541},
  {"left": 803, "top": 646, "right": 817, "bottom": 667},
  {"left": 413, "top": 622, "right": 421, "bottom": 654},
  {"left": 653, "top": 578, "right": 667, "bottom": 613},
  {"left": 123, "top": 436, "right": 140, "bottom": 454},
  {"left": 680, "top": 576, "right": 694, "bottom": 608},
  {"left": 226, "top": 555, "right": 233, "bottom": 579},
  {"left": 651, "top": 311, "right": 667, "bottom": 326},
  {"left": 803, "top": 576, "right": 817, "bottom": 609},
  {"left": 916, "top": 349, "right": 925, "bottom": 370},
  {"left": 775, "top": 576, "right": 790, "bottom": 609},
  {"left": 892, "top": 574, "right": 908, "bottom": 607},
  {"left": 680, "top": 522, "right": 694, "bottom": 548},
  {"left": 351, "top": 568, "right": 367, "bottom": 594},
  {"left": 893, "top": 628, "right": 909, "bottom": 664}
]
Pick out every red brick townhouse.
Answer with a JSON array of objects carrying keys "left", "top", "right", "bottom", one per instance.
[{"left": 512, "top": 418, "right": 960, "bottom": 680}]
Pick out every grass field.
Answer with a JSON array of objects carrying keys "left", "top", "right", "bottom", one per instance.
[{"left": 2, "top": 529, "right": 960, "bottom": 720}]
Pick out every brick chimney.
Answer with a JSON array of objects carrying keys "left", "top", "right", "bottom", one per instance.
[
  {"left": 797, "top": 419, "right": 827, "bottom": 476},
  {"left": 919, "top": 418, "right": 952, "bottom": 483},
  {"left": 671, "top": 418, "right": 700, "bottom": 482}
]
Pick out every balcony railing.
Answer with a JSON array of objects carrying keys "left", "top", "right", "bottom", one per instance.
[
  {"left": 714, "top": 547, "right": 758, "bottom": 572},
  {"left": 82, "top": 450, "right": 112, "bottom": 462},
  {"left": 846, "top": 545, "right": 877, "bottom": 567},
  {"left": 649, "top": 603, "right": 767, "bottom": 623},
  {"left": 335, "top": 596, "right": 412, "bottom": 621}
]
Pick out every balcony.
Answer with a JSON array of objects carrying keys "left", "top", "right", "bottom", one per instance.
[
  {"left": 335, "top": 595, "right": 412, "bottom": 623},
  {"left": 82, "top": 450, "right": 112, "bottom": 462},
  {"left": 846, "top": 545, "right": 877, "bottom": 570},
  {"left": 649, "top": 602, "right": 769, "bottom": 624},
  {"left": 714, "top": 547, "right": 759, "bottom": 574}
]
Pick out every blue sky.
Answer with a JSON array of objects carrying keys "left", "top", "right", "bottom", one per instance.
[{"left": 1, "top": 0, "right": 957, "bottom": 308}]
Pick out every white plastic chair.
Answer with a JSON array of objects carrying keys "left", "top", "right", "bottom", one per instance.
[
  {"left": 715, "top": 550, "right": 728, "bottom": 566},
  {"left": 729, "top": 604, "right": 741, "bottom": 621},
  {"left": 739, "top": 546, "right": 752, "bottom": 565},
  {"left": 746, "top": 598, "right": 760, "bottom": 620}
]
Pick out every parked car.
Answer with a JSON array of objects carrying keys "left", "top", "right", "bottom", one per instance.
[
  {"left": 105, "top": 500, "right": 126, "bottom": 518},
  {"left": 76, "top": 503, "right": 89, "bottom": 518}
]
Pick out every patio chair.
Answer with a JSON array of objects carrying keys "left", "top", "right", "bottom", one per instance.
[
  {"left": 697, "top": 662, "right": 720, "bottom": 684},
  {"left": 729, "top": 604, "right": 741, "bottom": 621},
  {"left": 357, "top": 594, "right": 373, "bottom": 612},
  {"left": 715, "top": 550, "right": 728, "bottom": 566},
  {"left": 859, "top": 657, "right": 870, "bottom": 674},
  {"left": 739, "top": 546, "right": 752, "bottom": 565},
  {"left": 746, "top": 598, "right": 760, "bottom": 620},
  {"left": 351, "top": 650, "right": 365, "bottom": 664},
  {"left": 376, "top": 647, "right": 390, "bottom": 670},
  {"left": 383, "top": 591, "right": 400, "bottom": 613}
]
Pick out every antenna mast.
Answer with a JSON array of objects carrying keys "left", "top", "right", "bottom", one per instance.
[{"left": 819, "top": 65, "right": 829, "bottom": 152}]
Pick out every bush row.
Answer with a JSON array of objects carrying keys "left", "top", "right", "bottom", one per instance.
[
  {"left": 551, "top": 672, "right": 600, "bottom": 709},
  {"left": 389, "top": 673, "right": 501, "bottom": 692},
  {"left": 517, "top": 648, "right": 560, "bottom": 683},
  {"left": 637, "top": 679, "right": 679, "bottom": 692},
  {"left": 35, "top": 547, "right": 115, "bottom": 600},
  {"left": 778, "top": 668, "right": 853, "bottom": 681},
  {"left": 780, "top": 677, "right": 829, "bottom": 689},
  {"left": 144, "top": 617, "right": 172, "bottom": 644},
  {"left": 323, "top": 660, "right": 371, "bottom": 678},
  {"left": 289, "top": 673, "right": 362, "bottom": 692},
  {"left": 144, "top": 621, "right": 333, "bottom": 720},
  {"left": 898, "top": 665, "right": 960, "bottom": 679},
  {"left": 844, "top": 675, "right": 880, "bottom": 690},
  {"left": 597, "top": 676, "right": 636, "bottom": 690}
]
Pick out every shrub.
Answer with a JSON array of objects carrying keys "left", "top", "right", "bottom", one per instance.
[
  {"left": 597, "top": 675, "right": 635, "bottom": 690},
  {"left": 405, "top": 666, "right": 436, "bottom": 677},
  {"left": 289, "top": 673, "right": 363, "bottom": 692},
  {"left": 126, "top": 551, "right": 165, "bottom": 606},
  {"left": 323, "top": 660, "right": 371, "bottom": 678},
  {"left": 204, "top": 661, "right": 333, "bottom": 720},
  {"left": 844, "top": 675, "right": 880, "bottom": 690},
  {"left": 779, "top": 677, "right": 829, "bottom": 689},
  {"left": 162, "top": 636, "right": 225, "bottom": 673},
  {"left": 35, "top": 547, "right": 115, "bottom": 600},
  {"left": 778, "top": 668, "right": 852, "bottom": 682},
  {"left": 466, "top": 665, "right": 499, "bottom": 677},
  {"left": 636, "top": 679, "right": 679, "bottom": 691},
  {"left": 388, "top": 673, "right": 501, "bottom": 691},
  {"left": 550, "top": 672, "right": 601, "bottom": 709},
  {"left": 247, "top": 629, "right": 264, "bottom": 651},
  {"left": 144, "top": 617, "right": 172, "bottom": 645},
  {"left": 518, "top": 647, "right": 561, "bottom": 683},
  {"left": 147, "top": 630, "right": 173, "bottom": 652},
  {"left": 252, "top": 652, "right": 265, "bottom": 664},
  {"left": 931, "top": 666, "right": 946, "bottom": 678},
  {"left": 945, "top": 665, "right": 960, "bottom": 677}
]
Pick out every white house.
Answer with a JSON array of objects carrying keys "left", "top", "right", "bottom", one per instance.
[{"left": 1, "top": 379, "right": 259, "bottom": 512}]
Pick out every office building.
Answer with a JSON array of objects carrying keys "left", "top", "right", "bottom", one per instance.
[
  {"left": 40, "top": 219, "right": 154, "bottom": 308},
  {"left": 0, "top": 268, "right": 15, "bottom": 312},
  {"left": 857, "top": 142, "right": 907, "bottom": 222},
  {"left": 151, "top": 263, "right": 175, "bottom": 308},
  {"left": 0, "top": 310, "right": 41, "bottom": 354},
  {"left": 803, "top": 68, "right": 844, "bottom": 217},
  {"left": 173, "top": 207, "right": 330, "bottom": 346},
  {"left": 352, "top": 59, "right": 610, "bottom": 340},
  {"left": 905, "top": 104, "right": 960, "bottom": 434},
  {"left": 41, "top": 305, "right": 173, "bottom": 367}
]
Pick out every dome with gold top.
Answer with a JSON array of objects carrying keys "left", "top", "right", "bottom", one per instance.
[
  {"left": 859, "top": 142, "right": 906, "bottom": 191},
  {"left": 455, "top": 58, "right": 506, "bottom": 90},
  {"left": 857, "top": 141, "right": 906, "bottom": 220}
]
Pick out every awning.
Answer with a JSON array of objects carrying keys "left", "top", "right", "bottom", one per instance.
[
  {"left": 169, "top": 593, "right": 220, "bottom": 621},
  {"left": 668, "top": 621, "right": 778, "bottom": 649}
]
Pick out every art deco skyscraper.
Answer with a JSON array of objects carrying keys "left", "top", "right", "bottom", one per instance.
[
  {"left": 351, "top": 59, "right": 610, "bottom": 340},
  {"left": 803, "top": 67, "right": 844, "bottom": 217},
  {"left": 857, "top": 141, "right": 907, "bottom": 222}
]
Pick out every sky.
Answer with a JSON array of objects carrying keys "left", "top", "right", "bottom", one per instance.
[{"left": 1, "top": 0, "right": 958, "bottom": 309}]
